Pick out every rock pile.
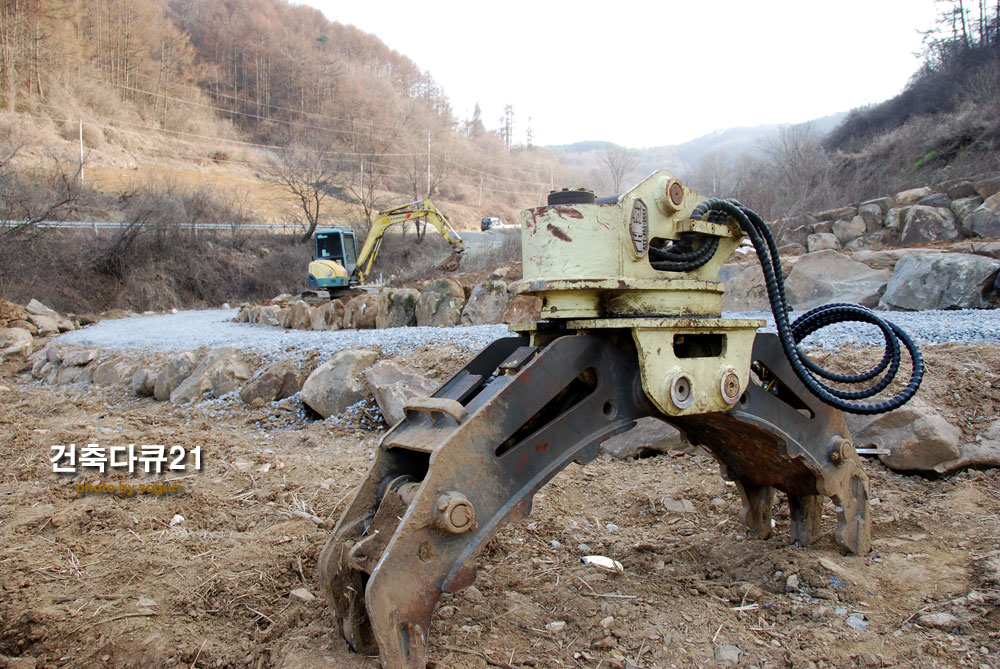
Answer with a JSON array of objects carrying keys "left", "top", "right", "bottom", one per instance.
[{"left": 0, "top": 299, "right": 79, "bottom": 362}]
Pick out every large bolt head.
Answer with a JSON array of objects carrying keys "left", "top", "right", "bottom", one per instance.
[{"left": 435, "top": 492, "right": 476, "bottom": 534}]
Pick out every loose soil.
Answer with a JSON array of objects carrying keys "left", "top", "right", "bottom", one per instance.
[{"left": 1, "top": 343, "right": 999, "bottom": 668}]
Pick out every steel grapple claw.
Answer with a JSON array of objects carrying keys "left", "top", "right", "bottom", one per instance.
[{"left": 319, "top": 331, "right": 871, "bottom": 667}]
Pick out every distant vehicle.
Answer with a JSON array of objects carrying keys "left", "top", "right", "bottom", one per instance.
[{"left": 480, "top": 216, "right": 515, "bottom": 231}]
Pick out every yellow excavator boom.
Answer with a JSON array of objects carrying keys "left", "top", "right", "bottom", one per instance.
[{"left": 353, "top": 199, "right": 465, "bottom": 283}]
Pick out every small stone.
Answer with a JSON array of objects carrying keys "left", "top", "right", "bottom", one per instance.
[
  {"left": 169, "top": 514, "right": 184, "bottom": 527},
  {"left": 599, "top": 615, "right": 615, "bottom": 629},
  {"left": 289, "top": 588, "right": 315, "bottom": 602},
  {"left": 605, "top": 523, "right": 619, "bottom": 532},
  {"left": 136, "top": 596, "right": 157, "bottom": 608},
  {"left": 577, "top": 543, "right": 592, "bottom": 552},
  {"left": 662, "top": 497, "right": 694, "bottom": 513},
  {"left": 463, "top": 585, "right": 483, "bottom": 602},
  {"left": 548, "top": 539, "right": 562, "bottom": 548},
  {"left": 714, "top": 643, "right": 741, "bottom": 666},
  {"left": 918, "top": 612, "right": 960, "bottom": 630},
  {"left": 845, "top": 612, "right": 869, "bottom": 631},
  {"left": 436, "top": 605, "right": 456, "bottom": 619},
  {"left": 786, "top": 574, "right": 800, "bottom": 592},
  {"left": 545, "top": 620, "right": 567, "bottom": 633}
]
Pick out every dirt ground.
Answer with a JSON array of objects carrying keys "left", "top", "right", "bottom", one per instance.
[{"left": 1, "top": 342, "right": 999, "bottom": 669}]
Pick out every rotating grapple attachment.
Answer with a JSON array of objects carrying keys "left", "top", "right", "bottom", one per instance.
[{"left": 319, "top": 171, "right": 883, "bottom": 668}]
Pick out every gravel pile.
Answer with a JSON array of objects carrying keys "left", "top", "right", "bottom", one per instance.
[{"left": 55, "top": 307, "right": 1000, "bottom": 357}]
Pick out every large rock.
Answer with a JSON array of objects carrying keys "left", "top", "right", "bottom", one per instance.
[
  {"left": 895, "top": 186, "right": 933, "bottom": 206},
  {"left": 0, "top": 299, "right": 29, "bottom": 327},
  {"left": 92, "top": 357, "right": 136, "bottom": 387},
  {"left": 461, "top": 281, "right": 509, "bottom": 325},
  {"left": 917, "top": 192, "right": 951, "bottom": 209},
  {"left": 153, "top": 351, "right": 199, "bottom": 401},
  {"left": 300, "top": 348, "right": 379, "bottom": 418},
  {"left": 964, "top": 193, "right": 1000, "bottom": 239},
  {"left": 932, "top": 418, "right": 1000, "bottom": 474},
  {"left": 310, "top": 300, "right": 344, "bottom": 331},
  {"left": 61, "top": 348, "right": 97, "bottom": 367},
  {"left": 27, "top": 313, "right": 61, "bottom": 336},
  {"left": 722, "top": 263, "right": 771, "bottom": 311},
  {"left": 600, "top": 417, "right": 690, "bottom": 459},
  {"left": 860, "top": 197, "right": 891, "bottom": 216},
  {"left": 56, "top": 364, "right": 95, "bottom": 385},
  {"left": 503, "top": 295, "right": 542, "bottom": 324},
  {"left": 974, "top": 175, "right": 1000, "bottom": 199},
  {"left": 257, "top": 305, "right": 280, "bottom": 326},
  {"left": 942, "top": 179, "right": 977, "bottom": 200},
  {"left": 854, "top": 399, "right": 962, "bottom": 472},
  {"left": 25, "top": 298, "right": 58, "bottom": 317},
  {"left": 343, "top": 295, "right": 378, "bottom": 330},
  {"left": 416, "top": 279, "right": 465, "bottom": 327},
  {"left": 784, "top": 250, "right": 890, "bottom": 310},
  {"left": 0, "top": 327, "right": 33, "bottom": 360},
  {"left": 806, "top": 232, "right": 840, "bottom": 253},
  {"left": 240, "top": 359, "right": 304, "bottom": 404},
  {"left": 279, "top": 303, "right": 313, "bottom": 330},
  {"left": 363, "top": 361, "right": 440, "bottom": 425},
  {"left": 951, "top": 195, "right": 985, "bottom": 226},
  {"left": 899, "top": 206, "right": 960, "bottom": 244},
  {"left": 131, "top": 367, "right": 156, "bottom": 396},
  {"left": 844, "top": 228, "right": 898, "bottom": 251},
  {"left": 857, "top": 204, "right": 884, "bottom": 232},
  {"left": 884, "top": 206, "right": 908, "bottom": 230},
  {"left": 880, "top": 253, "right": 1000, "bottom": 310},
  {"left": 813, "top": 205, "right": 858, "bottom": 222},
  {"left": 376, "top": 288, "right": 419, "bottom": 329},
  {"left": 773, "top": 214, "right": 816, "bottom": 247},
  {"left": 170, "top": 347, "right": 251, "bottom": 404},
  {"left": 832, "top": 216, "right": 867, "bottom": 245},
  {"left": 850, "top": 248, "right": 930, "bottom": 271}
]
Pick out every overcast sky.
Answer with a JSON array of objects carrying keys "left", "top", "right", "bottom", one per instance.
[{"left": 302, "top": 0, "right": 940, "bottom": 149}]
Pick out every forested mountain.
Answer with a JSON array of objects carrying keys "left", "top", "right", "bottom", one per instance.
[{"left": 0, "top": 0, "right": 570, "bottom": 220}]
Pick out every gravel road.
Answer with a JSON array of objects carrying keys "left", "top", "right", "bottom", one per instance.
[{"left": 54, "top": 307, "right": 1000, "bottom": 357}]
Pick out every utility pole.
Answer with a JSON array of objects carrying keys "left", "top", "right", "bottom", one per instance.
[
  {"left": 478, "top": 176, "right": 483, "bottom": 206},
  {"left": 426, "top": 130, "right": 431, "bottom": 197},
  {"left": 79, "top": 120, "right": 85, "bottom": 182}
]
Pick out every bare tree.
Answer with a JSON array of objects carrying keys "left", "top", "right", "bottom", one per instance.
[
  {"left": 267, "top": 141, "right": 344, "bottom": 243},
  {"left": 601, "top": 143, "right": 639, "bottom": 193},
  {"left": 689, "top": 150, "right": 734, "bottom": 196}
]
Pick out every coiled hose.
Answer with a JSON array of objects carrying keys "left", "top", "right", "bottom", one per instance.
[
  {"left": 690, "top": 198, "right": 923, "bottom": 415},
  {"left": 648, "top": 210, "right": 726, "bottom": 272}
]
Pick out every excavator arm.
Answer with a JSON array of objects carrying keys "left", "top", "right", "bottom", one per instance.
[{"left": 353, "top": 200, "right": 465, "bottom": 283}]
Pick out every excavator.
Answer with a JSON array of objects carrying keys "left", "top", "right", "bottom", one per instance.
[{"left": 304, "top": 199, "right": 465, "bottom": 301}]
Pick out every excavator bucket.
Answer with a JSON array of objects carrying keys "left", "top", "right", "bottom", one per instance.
[{"left": 436, "top": 251, "right": 462, "bottom": 272}]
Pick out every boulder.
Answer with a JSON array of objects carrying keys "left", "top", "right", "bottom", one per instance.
[
  {"left": 131, "top": 367, "right": 156, "bottom": 396},
  {"left": 880, "top": 252, "right": 1000, "bottom": 310},
  {"left": 722, "top": 263, "right": 772, "bottom": 311},
  {"left": 235, "top": 306, "right": 252, "bottom": 322},
  {"left": 153, "top": 351, "right": 199, "bottom": 401},
  {"left": 279, "top": 303, "right": 313, "bottom": 330},
  {"left": 806, "top": 232, "right": 840, "bottom": 253},
  {"left": 240, "top": 359, "right": 303, "bottom": 404},
  {"left": 56, "top": 364, "right": 94, "bottom": 385},
  {"left": 773, "top": 214, "right": 816, "bottom": 247},
  {"left": 942, "top": 179, "right": 977, "bottom": 200},
  {"left": 860, "top": 197, "right": 891, "bottom": 215},
  {"left": 777, "top": 243, "right": 806, "bottom": 256},
  {"left": 300, "top": 348, "right": 379, "bottom": 418},
  {"left": 917, "top": 192, "right": 952, "bottom": 209},
  {"left": 951, "top": 195, "right": 984, "bottom": 226},
  {"left": 895, "top": 186, "right": 933, "bottom": 206},
  {"left": 25, "top": 298, "right": 58, "bottom": 317},
  {"left": 0, "top": 299, "right": 29, "bottom": 327},
  {"left": 884, "top": 207, "right": 907, "bottom": 230},
  {"left": 8, "top": 319, "right": 37, "bottom": 335},
  {"left": 310, "top": 300, "right": 344, "bottom": 331},
  {"left": 92, "top": 357, "right": 136, "bottom": 387},
  {"left": 599, "top": 417, "right": 690, "bottom": 459},
  {"left": 343, "top": 295, "right": 378, "bottom": 330},
  {"left": 813, "top": 205, "right": 858, "bottom": 222},
  {"left": 932, "top": 418, "right": 1000, "bottom": 474},
  {"left": 974, "top": 175, "right": 1000, "bottom": 199},
  {"left": 854, "top": 399, "right": 962, "bottom": 472},
  {"left": 416, "top": 279, "right": 465, "bottom": 327},
  {"left": 257, "top": 305, "right": 280, "bottom": 326},
  {"left": 832, "top": 216, "right": 866, "bottom": 245},
  {"left": 899, "top": 206, "right": 961, "bottom": 244},
  {"left": 850, "top": 248, "right": 930, "bottom": 271},
  {"left": 170, "top": 347, "right": 251, "bottom": 403},
  {"left": 843, "top": 228, "right": 898, "bottom": 251},
  {"left": 461, "top": 281, "right": 509, "bottom": 325},
  {"left": 363, "top": 360, "right": 440, "bottom": 425},
  {"left": 0, "top": 327, "right": 33, "bottom": 360},
  {"left": 376, "top": 288, "right": 419, "bottom": 329},
  {"left": 503, "top": 295, "right": 543, "bottom": 324},
  {"left": 857, "top": 204, "right": 884, "bottom": 232},
  {"left": 27, "top": 313, "right": 61, "bottom": 336},
  {"left": 965, "top": 194, "right": 1000, "bottom": 239},
  {"left": 61, "top": 348, "right": 97, "bottom": 367},
  {"left": 784, "top": 250, "right": 890, "bottom": 310}
]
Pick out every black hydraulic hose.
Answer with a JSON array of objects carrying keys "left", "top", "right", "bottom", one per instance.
[
  {"left": 649, "top": 234, "right": 720, "bottom": 272},
  {"left": 691, "top": 198, "right": 923, "bottom": 415}
]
